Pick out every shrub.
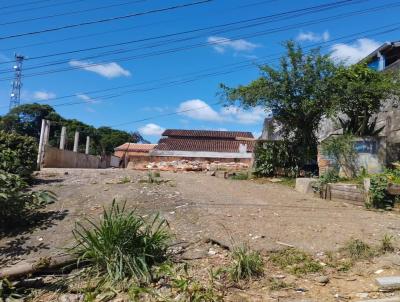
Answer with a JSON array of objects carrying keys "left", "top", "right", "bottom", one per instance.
[
  {"left": 0, "top": 131, "right": 37, "bottom": 178},
  {"left": 253, "top": 141, "right": 299, "bottom": 177},
  {"left": 228, "top": 245, "right": 263, "bottom": 282},
  {"left": 0, "top": 170, "right": 56, "bottom": 227},
  {"left": 368, "top": 174, "right": 391, "bottom": 209},
  {"left": 72, "top": 201, "right": 170, "bottom": 284},
  {"left": 320, "top": 134, "right": 357, "bottom": 178}
]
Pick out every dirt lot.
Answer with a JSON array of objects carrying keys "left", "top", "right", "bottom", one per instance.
[{"left": 2, "top": 168, "right": 400, "bottom": 301}]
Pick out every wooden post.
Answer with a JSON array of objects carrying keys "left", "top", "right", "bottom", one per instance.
[
  {"left": 85, "top": 136, "right": 90, "bottom": 154},
  {"left": 36, "top": 119, "right": 46, "bottom": 170},
  {"left": 73, "top": 131, "right": 79, "bottom": 152},
  {"left": 59, "top": 126, "right": 66, "bottom": 150}
]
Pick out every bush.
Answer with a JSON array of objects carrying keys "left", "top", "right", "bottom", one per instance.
[
  {"left": 0, "top": 171, "right": 56, "bottom": 227},
  {"left": 253, "top": 141, "right": 299, "bottom": 177},
  {"left": 228, "top": 245, "right": 263, "bottom": 281},
  {"left": 0, "top": 131, "right": 37, "bottom": 178},
  {"left": 72, "top": 201, "right": 170, "bottom": 284},
  {"left": 368, "top": 174, "right": 392, "bottom": 209}
]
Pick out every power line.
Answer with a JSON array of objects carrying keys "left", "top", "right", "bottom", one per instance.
[
  {"left": 0, "top": 0, "right": 212, "bottom": 40},
  {"left": 2, "top": 0, "right": 85, "bottom": 16},
  {"left": 0, "top": 0, "right": 396, "bottom": 80},
  {"left": 0, "top": 0, "right": 149, "bottom": 27},
  {"left": 0, "top": 0, "right": 365, "bottom": 64},
  {"left": 0, "top": 0, "right": 52, "bottom": 10},
  {"left": 7, "top": 22, "right": 398, "bottom": 112}
]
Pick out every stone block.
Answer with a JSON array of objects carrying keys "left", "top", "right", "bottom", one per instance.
[
  {"left": 376, "top": 276, "right": 400, "bottom": 290},
  {"left": 295, "top": 178, "right": 317, "bottom": 194},
  {"left": 356, "top": 297, "right": 400, "bottom": 302}
]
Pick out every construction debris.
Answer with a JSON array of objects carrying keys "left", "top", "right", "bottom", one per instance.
[{"left": 143, "top": 160, "right": 250, "bottom": 172}]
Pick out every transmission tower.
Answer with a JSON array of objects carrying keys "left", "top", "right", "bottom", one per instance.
[{"left": 9, "top": 54, "right": 25, "bottom": 111}]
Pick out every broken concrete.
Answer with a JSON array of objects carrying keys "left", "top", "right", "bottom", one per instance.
[{"left": 295, "top": 178, "right": 317, "bottom": 194}]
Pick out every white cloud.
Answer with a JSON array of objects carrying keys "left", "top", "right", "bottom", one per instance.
[
  {"left": 207, "top": 36, "right": 260, "bottom": 53},
  {"left": 139, "top": 123, "right": 165, "bottom": 136},
  {"left": 296, "top": 30, "right": 330, "bottom": 42},
  {"left": 178, "top": 99, "right": 222, "bottom": 122},
  {"left": 33, "top": 90, "right": 56, "bottom": 100},
  {"left": 76, "top": 93, "right": 99, "bottom": 104},
  {"left": 177, "top": 99, "right": 265, "bottom": 125},
  {"left": 330, "top": 38, "right": 381, "bottom": 64},
  {"left": 69, "top": 60, "right": 131, "bottom": 78},
  {"left": 221, "top": 105, "right": 265, "bottom": 124}
]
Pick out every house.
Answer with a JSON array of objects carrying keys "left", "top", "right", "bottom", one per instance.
[
  {"left": 364, "top": 41, "right": 400, "bottom": 72},
  {"left": 114, "top": 143, "right": 157, "bottom": 158},
  {"left": 150, "top": 129, "right": 255, "bottom": 163},
  {"left": 114, "top": 143, "right": 157, "bottom": 167}
]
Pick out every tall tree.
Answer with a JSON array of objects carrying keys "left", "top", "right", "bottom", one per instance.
[
  {"left": 221, "top": 41, "right": 337, "bottom": 165},
  {"left": 331, "top": 63, "right": 400, "bottom": 136}
]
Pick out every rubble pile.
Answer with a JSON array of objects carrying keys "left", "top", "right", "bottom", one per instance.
[{"left": 143, "top": 160, "right": 250, "bottom": 172}]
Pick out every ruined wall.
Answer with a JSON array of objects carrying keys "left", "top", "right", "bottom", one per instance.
[{"left": 42, "top": 145, "right": 106, "bottom": 169}]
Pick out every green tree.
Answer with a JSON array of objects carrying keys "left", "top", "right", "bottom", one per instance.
[
  {"left": 331, "top": 63, "right": 400, "bottom": 136},
  {"left": 0, "top": 103, "right": 62, "bottom": 139},
  {"left": 221, "top": 41, "right": 337, "bottom": 166}
]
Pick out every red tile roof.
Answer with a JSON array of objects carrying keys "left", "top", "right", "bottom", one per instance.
[
  {"left": 155, "top": 138, "right": 255, "bottom": 153},
  {"left": 114, "top": 143, "right": 156, "bottom": 152},
  {"left": 162, "top": 129, "right": 254, "bottom": 139}
]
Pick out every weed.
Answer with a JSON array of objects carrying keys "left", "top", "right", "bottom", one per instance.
[
  {"left": 153, "top": 171, "right": 161, "bottom": 178},
  {"left": 117, "top": 176, "right": 131, "bottom": 184},
  {"left": 229, "top": 172, "right": 249, "bottom": 180},
  {"left": 380, "top": 234, "right": 395, "bottom": 253},
  {"left": 0, "top": 278, "right": 22, "bottom": 301},
  {"left": 268, "top": 278, "right": 293, "bottom": 291},
  {"left": 228, "top": 245, "right": 263, "bottom": 282},
  {"left": 343, "top": 239, "right": 374, "bottom": 260},
  {"left": 71, "top": 200, "right": 170, "bottom": 284},
  {"left": 269, "top": 248, "right": 323, "bottom": 276}
]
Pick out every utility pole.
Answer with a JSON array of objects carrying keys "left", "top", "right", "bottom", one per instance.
[{"left": 9, "top": 54, "right": 25, "bottom": 112}]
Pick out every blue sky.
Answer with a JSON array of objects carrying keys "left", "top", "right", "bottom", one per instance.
[{"left": 0, "top": 0, "right": 399, "bottom": 142}]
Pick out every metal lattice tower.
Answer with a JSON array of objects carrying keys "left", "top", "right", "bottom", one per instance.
[{"left": 9, "top": 54, "right": 25, "bottom": 111}]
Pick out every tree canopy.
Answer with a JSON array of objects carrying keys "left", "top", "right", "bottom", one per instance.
[
  {"left": 331, "top": 63, "right": 400, "bottom": 136},
  {"left": 222, "top": 41, "right": 337, "bottom": 165},
  {"left": 0, "top": 103, "right": 148, "bottom": 155}
]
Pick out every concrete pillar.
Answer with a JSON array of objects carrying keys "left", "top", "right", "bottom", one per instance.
[
  {"left": 59, "top": 126, "right": 66, "bottom": 150},
  {"left": 73, "top": 131, "right": 79, "bottom": 152},
  {"left": 43, "top": 120, "right": 50, "bottom": 146},
  {"left": 37, "top": 119, "right": 46, "bottom": 170},
  {"left": 85, "top": 136, "right": 90, "bottom": 154}
]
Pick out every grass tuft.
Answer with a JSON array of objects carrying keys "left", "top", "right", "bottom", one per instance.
[
  {"left": 228, "top": 245, "right": 263, "bottom": 282},
  {"left": 71, "top": 200, "right": 170, "bottom": 284},
  {"left": 229, "top": 172, "right": 249, "bottom": 180},
  {"left": 269, "top": 248, "right": 323, "bottom": 276},
  {"left": 343, "top": 239, "right": 374, "bottom": 260},
  {"left": 380, "top": 234, "right": 395, "bottom": 253}
]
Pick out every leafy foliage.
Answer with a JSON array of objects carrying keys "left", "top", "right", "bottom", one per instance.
[
  {"left": 72, "top": 200, "right": 170, "bottom": 284},
  {"left": 228, "top": 245, "right": 263, "bottom": 282},
  {"left": 368, "top": 174, "right": 391, "bottom": 209},
  {"left": 0, "top": 131, "right": 37, "bottom": 178},
  {"left": 320, "top": 134, "right": 357, "bottom": 178},
  {"left": 0, "top": 104, "right": 142, "bottom": 155},
  {"left": 0, "top": 171, "right": 56, "bottom": 227},
  {"left": 331, "top": 63, "right": 400, "bottom": 136},
  {"left": 222, "top": 41, "right": 337, "bottom": 166},
  {"left": 253, "top": 141, "right": 299, "bottom": 177}
]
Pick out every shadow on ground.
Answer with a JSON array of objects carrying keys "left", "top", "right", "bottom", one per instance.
[{"left": 0, "top": 210, "right": 68, "bottom": 265}]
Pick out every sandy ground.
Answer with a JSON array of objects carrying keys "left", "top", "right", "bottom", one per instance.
[{"left": 2, "top": 168, "right": 400, "bottom": 301}]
